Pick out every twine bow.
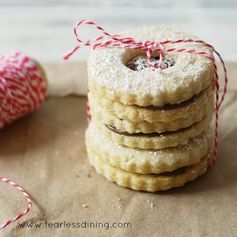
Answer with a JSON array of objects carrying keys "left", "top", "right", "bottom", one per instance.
[{"left": 65, "top": 19, "right": 228, "bottom": 166}]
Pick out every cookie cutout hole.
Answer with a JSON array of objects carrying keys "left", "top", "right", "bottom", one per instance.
[{"left": 123, "top": 49, "right": 175, "bottom": 71}]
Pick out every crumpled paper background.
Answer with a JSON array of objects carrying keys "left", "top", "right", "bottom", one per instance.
[{"left": 0, "top": 62, "right": 236, "bottom": 237}]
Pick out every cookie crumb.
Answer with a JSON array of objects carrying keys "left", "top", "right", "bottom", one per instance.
[
  {"left": 112, "top": 203, "right": 123, "bottom": 209},
  {"left": 82, "top": 204, "right": 89, "bottom": 208},
  {"left": 147, "top": 200, "right": 155, "bottom": 208},
  {"left": 150, "top": 203, "right": 155, "bottom": 208}
]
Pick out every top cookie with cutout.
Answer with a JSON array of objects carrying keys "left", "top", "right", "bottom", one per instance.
[{"left": 88, "top": 26, "right": 214, "bottom": 106}]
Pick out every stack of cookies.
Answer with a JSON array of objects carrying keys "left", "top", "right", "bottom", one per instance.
[{"left": 85, "top": 27, "right": 214, "bottom": 192}]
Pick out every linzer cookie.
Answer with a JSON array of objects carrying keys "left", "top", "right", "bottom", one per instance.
[
  {"left": 86, "top": 122, "right": 210, "bottom": 174},
  {"left": 88, "top": 150, "right": 209, "bottom": 192},
  {"left": 88, "top": 27, "right": 214, "bottom": 107},
  {"left": 65, "top": 20, "right": 227, "bottom": 192},
  {"left": 91, "top": 113, "right": 213, "bottom": 150}
]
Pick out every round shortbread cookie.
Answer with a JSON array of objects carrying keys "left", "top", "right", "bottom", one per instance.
[
  {"left": 88, "top": 83, "right": 214, "bottom": 123},
  {"left": 86, "top": 122, "right": 210, "bottom": 174},
  {"left": 88, "top": 27, "right": 214, "bottom": 107},
  {"left": 89, "top": 96, "right": 214, "bottom": 134},
  {"left": 88, "top": 150, "right": 209, "bottom": 192},
  {"left": 95, "top": 112, "right": 213, "bottom": 150}
]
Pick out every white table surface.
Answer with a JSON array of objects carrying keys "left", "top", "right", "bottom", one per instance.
[{"left": 0, "top": 0, "right": 236, "bottom": 62}]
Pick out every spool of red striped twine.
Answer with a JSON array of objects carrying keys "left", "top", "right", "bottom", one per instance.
[
  {"left": 0, "top": 51, "right": 47, "bottom": 230},
  {"left": 0, "top": 51, "right": 47, "bottom": 127}
]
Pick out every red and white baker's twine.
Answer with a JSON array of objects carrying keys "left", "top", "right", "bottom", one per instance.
[
  {"left": 0, "top": 51, "right": 47, "bottom": 128},
  {"left": 0, "top": 51, "right": 47, "bottom": 230},
  {"left": 0, "top": 176, "right": 32, "bottom": 230},
  {"left": 65, "top": 19, "right": 228, "bottom": 166}
]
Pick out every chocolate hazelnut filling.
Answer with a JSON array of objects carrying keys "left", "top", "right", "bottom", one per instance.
[
  {"left": 139, "top": 95, "right": 197, "bottom": 111},
  {"left": 160, "top": 166, "right": 187, "bottom": 176},
  {"left": 105, "top": 123, "right": 192, "bottom": 138},
  {"left": 126, "top": 55, "right": 175, "bottom": 71}
]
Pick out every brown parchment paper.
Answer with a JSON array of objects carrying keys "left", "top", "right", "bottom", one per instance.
[{"left": 0, "top": 62, "right": 237, "bottom": 237}]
